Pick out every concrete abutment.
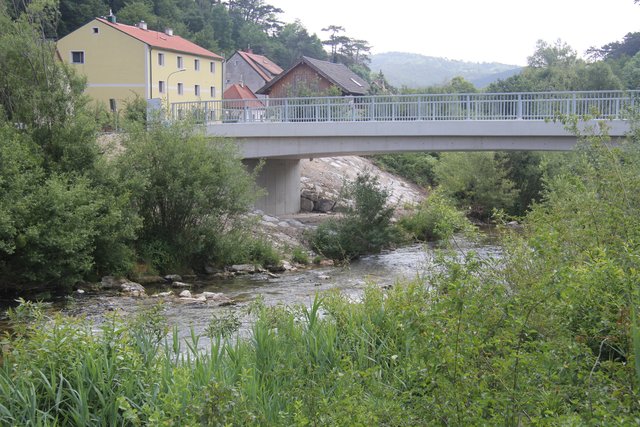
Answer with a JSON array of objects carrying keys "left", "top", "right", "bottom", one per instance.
[{"left": 244, "top": 158, "right": 301, "bottom": 215}]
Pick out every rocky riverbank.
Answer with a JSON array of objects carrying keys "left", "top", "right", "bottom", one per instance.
[{"left": 253, "top": 155, "right": 427, "bottom": 250}]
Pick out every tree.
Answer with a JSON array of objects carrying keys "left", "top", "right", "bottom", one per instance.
[
  {"left": 0, "top": 2, "right": 137, "bottom": 289},
  {"left": 272, "top": 20, "right": 326, "bottom": 68},
  {"left": 527, "top": 39, "right": 578, "bottom": 68},
  {"left": 434, "top": 152, "right": 518, "bottom": 219},
  {"left": 117, "top": 120, "right": 258, "bottom": 271}
]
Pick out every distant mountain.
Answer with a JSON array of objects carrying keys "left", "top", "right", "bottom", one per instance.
[{"left": 370, "top": 52, "right": 522, "bottom": 89}]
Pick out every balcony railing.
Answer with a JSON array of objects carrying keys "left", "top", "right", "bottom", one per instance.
[{"left": 170, "top": 90, "right": 639, "bottom": 124}]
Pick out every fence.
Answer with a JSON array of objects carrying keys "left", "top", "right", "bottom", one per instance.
[{"left": 171, "top": 90, "right": 639, "bottom": 124}]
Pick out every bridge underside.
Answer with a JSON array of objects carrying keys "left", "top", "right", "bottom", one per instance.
[
  {"left": 213, "top": 120, "right": 629, "bottom": 215},
  {"left": 209, "top": 120, "right": 629, "bottom": 159}
]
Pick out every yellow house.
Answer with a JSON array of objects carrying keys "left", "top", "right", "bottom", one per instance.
[{"left": 56, "top": 14, "right": 224, "bottom": 111}]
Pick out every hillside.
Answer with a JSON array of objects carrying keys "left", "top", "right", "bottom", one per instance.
[{"left": 370, "top": 52, "right": 521, "bottom": 89}]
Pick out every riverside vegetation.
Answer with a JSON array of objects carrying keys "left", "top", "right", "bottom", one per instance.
[
  {"left": 3, "top": 0, "right": 640, "bottom": 424},
  {"left": 2, "top": 123, "right": 640, "bottom": 423}
]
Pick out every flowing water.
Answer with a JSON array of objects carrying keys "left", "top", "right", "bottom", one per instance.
[{"left": 1, "top": 232, "right": 503, "bottom": 342}]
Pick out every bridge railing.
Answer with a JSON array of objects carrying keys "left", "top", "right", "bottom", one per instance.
[{"left": 171, "top": 90, "right": 639, "bottom": 124}]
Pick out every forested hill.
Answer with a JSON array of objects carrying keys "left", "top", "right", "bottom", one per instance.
[{"left": 370, "top": 52, "right": 521, "bottom": 89}]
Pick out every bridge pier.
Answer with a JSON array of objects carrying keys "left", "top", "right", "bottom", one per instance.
[{"left": 244, "top": 158, "right": 301, "bottom": 215}]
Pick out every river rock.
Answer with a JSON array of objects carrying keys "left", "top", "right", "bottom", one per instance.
[
  {"left": 178, "top": 290, "right": 192, "bottom": 298},
  {"left": 314, "top": 198, "right": 335, "bottom": 213},
  {"left": 318, "top": 259, "right": 335, "bottom": 267},
  {"left": 119, "top": 282, "right": 146, "bottom": 297},
  {"left": 101, "top": 276, "right": 126, "bottom": 289},
  {"left": 164, "top": 274, "right": 182, "bottom": 283},
  {"left": 172, "top": 281, "right": 192, "bottom": 288},
  {"left": 152, "top": 291, "right": 173, "bottom": 298},
  {"left": 201, "top": 292, "right": 233, "bottom": 305},
  {"left": 135, "top": 275, "right": 165, "bottom": 285},
  {"left": 300, "top": 197, "right": 314, "bottom": 212},
  {"left": 317, "top": 274, "right": 330, "bottom": 280},
  {"left": 230, "top": 264, "right": 256, "bottom": 274},
  {"left": 76, "top": 289, "right": 85, "bottom": 294}
]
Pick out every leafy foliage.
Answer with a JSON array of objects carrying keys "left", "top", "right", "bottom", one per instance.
[
  {"left": 398, "top": 191, "right": 474, "bottom": 242},
  {"left": 434, "top": 152, "right": 518, "bottom": 219},
  {"left": 308, "top": 172, "right": 396, "bottom": 261},
  {"left": 116, "top": 120, "right": 258, "bottom": 272}
]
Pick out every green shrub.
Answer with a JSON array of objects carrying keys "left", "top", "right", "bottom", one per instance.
[
  {"left": 371, "top": 152, "right": 438, "bottom": 187},
  {"left": 117, "top": 120, "right": 259, "bottom": 272},
  {"left": 291, "top": 246, "right": 310, "bottom": 264},
  {"left": 434, "top": 152, "right": 518, "bottom": 219},
  {"left": 399, "top": 191, "right": 474, "bottom": 242},
  {"left": 308, "top": 172, "right": 396, "bottom": 261}
]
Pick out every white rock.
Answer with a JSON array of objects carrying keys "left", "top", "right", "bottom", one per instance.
[
  {"left": 179, "top": 290, "right": 192, "bottom": 298},
  {"left": 172, "top": 281, "right": 192, "bottom": 288}
]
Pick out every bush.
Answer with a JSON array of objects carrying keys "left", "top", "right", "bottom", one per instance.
[
  {"left": 434, "top": 152, "right": 518, "bottom": 219},
  {"left": 371, "top": 153, "right": 438, "bottom": 187},
  {"left": 399, "top": 191, "right": 473, "bottom": 242},
  {"left": 291, "top": 246, "right": 310, "bottom": 264},
  {"left": 308, "top": 172, "right": 396, "bottom": 261},
  {"left": 117, "top": 120, "right": 259, "bottom": 272}
]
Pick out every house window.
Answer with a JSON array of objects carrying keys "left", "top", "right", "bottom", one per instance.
[
  {"left": 210, "top": 86, "right": 216, "bottom": 98},
  {"left": 194, "top": 59, "right": 200, "bottom": 71},
  {"left": 177, "top": 83, "right": 183, "bottom": 95},
  {"left": 158, "top": 53, "right": 164, "bottom": 66},
  {"left": 177, "top": 56, "right": 183, "bottom": 69},
  {"left": 195, "top": 85, "right": 200, "bottom": 96},
  {"left": 71, "top": 51, "right": 84, "bottom": 64},
  {"left": 210, "top": 62, "right": 215, "bottom": 73},
  {"left": 92, "top": 27, "right": 99, "bottom": 34},
  {"left": 158, "top": 81, "right": 165, "bottom": 93}
]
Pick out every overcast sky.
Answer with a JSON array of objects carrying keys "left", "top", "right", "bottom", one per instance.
[{"left": 268, "top": 0, "right": 640, "bottom": 65}]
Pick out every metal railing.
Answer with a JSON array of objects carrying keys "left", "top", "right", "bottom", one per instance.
[{"left": 171, "top": 90, "right": 639, "bottom": 124}]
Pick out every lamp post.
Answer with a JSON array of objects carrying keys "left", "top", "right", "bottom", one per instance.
[{"left": 166, "top": 68, "right": 185, "bottom": 118}]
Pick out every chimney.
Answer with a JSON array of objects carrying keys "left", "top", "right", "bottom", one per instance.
[
  {"left": 107, "top": 9, "right": 116, "bottom": 23},
  {"left": 164, "top": 28, "right": 173, "bottom": 36},
  {"left": 137, "top": 21, "right": 147, "bottom": 30}
]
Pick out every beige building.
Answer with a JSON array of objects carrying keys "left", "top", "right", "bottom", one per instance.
[{"left": 57, "top": 14, "right": 224, "bottom": 111}]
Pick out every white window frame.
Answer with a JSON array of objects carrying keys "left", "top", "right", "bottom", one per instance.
[
  {"left": 177, "top": 56, "right": 183, "bottom": 69},
  {"left": 71, "top": 51, "right": 85, "bottom": 64},
  {"left": 158, "top": 52, "right": 165, "bottom": 66},
  {"left": 210, "top": 86, "right": 216, "bottom": 98},
  {"left": 177, "top": 82, "right": 183, "bottom": 95},
  {"left": 158, "top": 80, "right": 165, "bottom": 93},
  {"left": 195, "top": 84, "right": 200, "bottom": 96},
  {"left": 194, "top": 59, "right": 200, "bottom": 71},
  {"left": 210, "top": 61, "right": 215, "bottom": 73}
]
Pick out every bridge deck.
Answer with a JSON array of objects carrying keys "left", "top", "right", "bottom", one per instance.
[{"left": 168, "top": 91, "right": 637, "bottom": 158}]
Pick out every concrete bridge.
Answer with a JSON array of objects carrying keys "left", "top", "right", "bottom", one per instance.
[{"left": 172, "top": 90, "right": 637, "bottom": 215}]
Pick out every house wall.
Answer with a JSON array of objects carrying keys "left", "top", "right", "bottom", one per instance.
[
  {"left": 267, "top": 63, "right": 333, "bottom": 98},
  {"left": 150, "top": 48, "right": 223, "bottom": 107},
  {"left": 57, "top": 20, "right": 146, "bottom": 109},
  {"left": 225, "top": 52, "right": 267, "bottom": 94},
  {"left": 57, "top": 19, "right": 223, "bottom": 110}
]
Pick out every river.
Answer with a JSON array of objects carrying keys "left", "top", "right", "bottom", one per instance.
[{"left": 1, "top": 232, "right": 502, "bottom": 342}]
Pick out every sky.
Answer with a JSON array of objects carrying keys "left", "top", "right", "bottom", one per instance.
[{"left": 268, "top": 0, "right": 640, "bottom": 65}]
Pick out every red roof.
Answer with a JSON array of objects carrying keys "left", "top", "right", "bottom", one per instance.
[
  {"left": 223, "top": 84, "right": 263, "bottom": 108},
  {"left": 236, "top": 50, "right": 283, "bottom": 82},
  {"left": 96, "top": 18, "right": 223, "bottom": 60}
]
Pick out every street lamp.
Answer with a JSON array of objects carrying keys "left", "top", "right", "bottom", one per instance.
[{"left": 166, "top": 68, "right": 186, "bottom": 117}]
